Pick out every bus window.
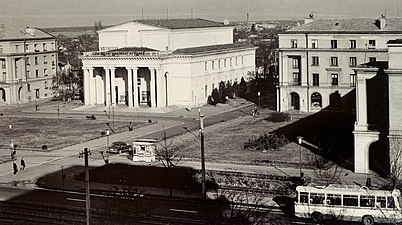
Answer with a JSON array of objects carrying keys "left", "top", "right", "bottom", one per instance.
[
  {"left": 387, "top": 196, "right": 395, "bottom": 208},
  {"left": 327, "top": 194, "right": 341, "bottom": 205},
  {"left": 376, "top": 196, "right": 386, "bottom": 208},
  {"left": 360, "top": 196, "right": 375, "bottom": 207},
  {"left": 300, "top": 192, "right": 309, "bottom": 203},
  {"left": 343, "top": 195, "right": 358, "bottom": 206},
  {"left": 310, "top": 193, "right": 325, "bottom": 204}
]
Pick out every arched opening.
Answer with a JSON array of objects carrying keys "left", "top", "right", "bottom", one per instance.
[
  {"left": 0, "top": 88, "right": 5, "bottom": 102},
  {"left": 18, "top": 86, "right": 23, "bottom": 102},
  {"left": 311, "top": 92, "right": 322, "bottom": 109},
  {"left": 290, "top": 92, "right": 300, "bottom": 110},
  {"left": 368, "top": 139, "right": 389, "bottom": 177}
]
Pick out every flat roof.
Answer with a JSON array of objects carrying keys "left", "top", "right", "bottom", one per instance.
[
  {"left": 134, "top": 18, "right": 227, "bottom": 29},
  {"left": 0, "top": 27, "right": 55, "bottom": 41},
  {"left": 173, "top": 43, "right": 255, "bottom": 55}
]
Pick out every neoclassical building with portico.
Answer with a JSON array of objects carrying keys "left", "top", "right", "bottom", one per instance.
[{"left": 80, "top": 19, "right": 256, "bottom": 108}]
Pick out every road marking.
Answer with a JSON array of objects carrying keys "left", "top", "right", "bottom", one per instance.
[
  {"left": 169, "top": 208, "right": 198, "bottom": 214},
  {"left": 66, "top": 198, "right": 86, "bottom": 202}
]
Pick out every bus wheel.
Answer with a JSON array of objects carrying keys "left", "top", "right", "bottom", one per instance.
[
  {"left": 362, "top": 215, "right": 375, "bottom": 225},
  {"left": 311, "top": 212, "right": 323, "bottom": 223}
]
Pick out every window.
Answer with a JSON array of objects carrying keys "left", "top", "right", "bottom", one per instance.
[
  {"left": 387, "top": 196, "right": 395, "bottom": 208},
  {"left": 331, "top": 40, "right": 338, "bottom": 49},
  {"left": 35, "top": 57, "right": 38, "bottom": 65},
  {"left": 376, "top": 196, "right": 386, "bottom": 208},
  {"left": 299, "top": 192, "right": 308, "bottom": 203},
  {"left": 230, "top": 58, "right": 233, "bottom": 66},
  {"left": 313, "top": 73, "right": 319, "bottom": 86},
  {"left": 293, "top": 73, "right": 301, "bottom": 85},
  {"left": 43, "top": 43, "right": 47, "bottom": 51},
  {"left": 15, "top": 45, "right": 19, "bottom": 52},
  {"left": 205, "top": 85, "right": 208, "bottom": 97},
  {"left": 2, "top": 72, "right": 5, "bottom": 81},
  {"left": 25, "top": 44, "right": 29, "bottom": 52},
  {"left": 236, "top": 57, "right": 239, "bottom": 66},
  {"left": 310, "top": 193, "right": 325, "bottom": 204},
  {"left": 1, "top": 60, "right": 5, "bottom": 69},
  {"left": 26, "top": 57, "right": 30, "bottom": 65},
  {"left": 44, "top": 68, "right": 48, "bottom": 76},
  {"left": 44, "top": 81, "right": 48, "bottom": 89},
  {"left": 311, "top": 39, "right": 318, "bottom": 48},
  {"left": 0, "top": 45, "right": 2, "bottom": 53},
  {"left": 350, "top": 40, "right": 356, "bottom": 49},
  {"left": 369, "top": 57, "right": 376, "bottom": 62},
  {"left": 331, "top": 74, "right": 339, "bottom": 86},
  {"left": 224, "top": 59, "right": 227, "bottom": 67},
  {"left": 27, "top": 70, "right": 30, "bottom": 78},
  {"left": 43, "top": 56, "right": 47, "bottom": 64},
  {"left": 34, "top": 44, "right": 38, "bottom": 52},
  {"left": 137, "top": 78, "right": 141, "bottom": 85},
  {"left": 360, "top": 196, "right": 375, "bottom": 207},
  {"left": 330, "top": 57, "right": 338, "bottom": 66},
  {"left": 212, "top": 61, "right": 215, "bottom": 70},
  {"left": 218, "top": 60, "right": 221, "bottom": 69},
  {"left": 368, "top": 40, "right": 376, "bottom": 49},
  {"left": 242, "top": 56, "right": 244, "bottom": 64},
  {"left": 343, "top": 195, "right": 358, "bottom": 206},
  {"left": 27, "top": 83, "right": 31, "bottom": 92},
  {"left": 349, "top": 57, "right": 357, "bottom": 66},
  {"left": 292, "top": 58, "right": 299, "bottom": 69},
  {"left": 204, "top": 62, "right": 208, "bottom": 71},
  {"left": 312, "top": 56, "right": 319, "bottom": 66},
  {"left": 327, "top": 194, "right": 341, "bottom": 205},
  {"left": 291, "top": 39, "right": 297, "bottom": 48},
  {"left": 350, "top": 74, "right": 356, "bottom": 87},
  {"left": 35, "top": 70, "right": 39, "bottom": 78}
]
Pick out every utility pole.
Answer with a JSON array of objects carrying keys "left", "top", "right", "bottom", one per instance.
[
  {"left": 199, "top": 108, "right": 206, "bottom": 200},
  {"left": 79, "top": 148, "right": 91, "bottom": 225}
]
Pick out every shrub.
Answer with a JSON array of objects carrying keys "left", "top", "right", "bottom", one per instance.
[
  {"left": 244, "top": 133, "right": 289, "bottom": 151},
  {"left": 266, "top": 112, "right": 290, "bottom": 122}
]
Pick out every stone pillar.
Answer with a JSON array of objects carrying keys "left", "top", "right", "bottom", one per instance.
[
  {"left": 83, "top": 67, "right": 90, "bottom": 105},
  {"left": 157, "top": 68, "right": 165, "bottom": 107},
  {"left": 88, "top": 68, "right": 95, "bottom": 105},
  {"left": 354, "top": 131, "right": 379, "bottom": 173},
  {"left": 133, "top": 67, "right": 139, "bottom": 107},
  {"left": 127, "top": 67, "right": 133, "bottom": 107},
  {"left": 150, "top": 68, "right": 156, "bottom": 107},
  {"left": 105, "top": 67, "right": 111, "bottom": 106},
  {"left": 110, "top": 67, "right": 116, "bottom": 105}
]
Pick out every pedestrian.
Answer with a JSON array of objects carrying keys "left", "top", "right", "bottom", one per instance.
[
  {"left": 128, "top": 121, "right": 133, "bottom": 131},
  {"left": 13, "top": 161, "right": 18, "bottom": 175},
  {"left": 20, "top": 157, "right": 25, "bottom": 170}
]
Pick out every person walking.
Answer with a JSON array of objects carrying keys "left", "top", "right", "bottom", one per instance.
[
  {"left": 13, "top": 160, "right": 18, "bottom": 175},
  {"left": 20, "top": 157, "right": 25, "bottom": 170}
]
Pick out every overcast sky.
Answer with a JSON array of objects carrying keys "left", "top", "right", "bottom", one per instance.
[{"left": 0, "top": 0, "right": 401, "bottom": 28}]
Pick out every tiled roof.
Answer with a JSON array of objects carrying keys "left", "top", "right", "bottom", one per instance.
[
  {"left": 108, "top": 47, "right": 157, "bottom": 52},
  {"left": 134, "top": 18, "right": 227, "bottom": 29},
  {"left": 173, "top": 43, "right": 255, "bottom": 55},
  {"left": 0, "top": 27, "right": 55, "bottom": 40},
  {"left": 287, "top": 18, "right": 402, "bottom": 34}
]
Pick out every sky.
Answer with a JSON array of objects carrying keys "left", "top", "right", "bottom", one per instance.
[{"left": 0, "top": 0, "right": 401, "bottom": 28}]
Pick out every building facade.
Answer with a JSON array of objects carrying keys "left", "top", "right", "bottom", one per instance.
[
  {"left": 80, "top": 19, "right": 256, "bottom": 107},
  {"left": 277, "top": 15, "right": 402, "bottom": 112},
  {"left": 0, "top": 26, "right": 57, "bottom": 104}
]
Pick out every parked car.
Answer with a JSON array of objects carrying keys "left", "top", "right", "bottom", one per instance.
[{"left": 107, "top": 141, "right": 132, "bottom": 154}]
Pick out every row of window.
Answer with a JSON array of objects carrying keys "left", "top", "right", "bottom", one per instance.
[
  {"left": 27, "top": 82, "right": 49, "bottom": 92},
  {"left": 291, "top": 39, "right": 376, "bottom": 49},
  {"left": 293, "top": 56, "right": 376, "bottom": 68},
  {"left": 299, "top": 192, "right": 395, "bottom": 208},
  {"left": 27, "top": 68, "right": 52, "bottom": 78},
  {"left": 0, "top": 43, "right": 55, "bottom": 53},
  {"left": 27, "top": 55, "right": 56, "bottom": 66},
  {"left": 204, "top": 57, "right": 244, "bottom": 71},
  {"left": 292, "top": 73, "right": 356, "bottom": 87}
]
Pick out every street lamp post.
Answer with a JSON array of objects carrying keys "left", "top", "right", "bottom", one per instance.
[
  {"left": 297, "top": 136, "right": 303, "bottom": 178},
  {"left": 78, "top": 148, "right": 91, "bottom": 225},
  {"left": 9, "top": 125, "right": 13, "bottom": 158},
  {"left": 106, "top": 130, "right": 110, "bottom": 163},
  {"left": 199, "top": 108, "right": 206, "bottom": 200},
  {"left": 258, "top": 91, "right": 261, "bottom": 108}
]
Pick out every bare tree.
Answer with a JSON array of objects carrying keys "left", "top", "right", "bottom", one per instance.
[
  {"left": 389, "top": 136, "right": 402, "bottom": 188},
  {"left": 155, "top": 130, "right": 183, "bottom": 168}
]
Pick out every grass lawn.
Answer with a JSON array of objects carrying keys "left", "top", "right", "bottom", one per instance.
[
  {"left": 170, "top": 109, "right": 312, "bottom": 166},
  {"left": 0, "top": 117, "right": 144, "bottom": 151}
]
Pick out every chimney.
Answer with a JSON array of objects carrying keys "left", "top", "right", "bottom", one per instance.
[
  {"left": 380, "top": 14, "right": 387, "bottom": 29},
  {"left": 223, "top": 19, "right": 230, "bottom": 25},
  {"left": 246, "top": 13, "right": 249, "bottom": 26},
  {"left": 304, "top": 13, "right": 315, "bottom": 24},
  {"left": 25, "top": 27, "right": 35, "bottom": 36}
]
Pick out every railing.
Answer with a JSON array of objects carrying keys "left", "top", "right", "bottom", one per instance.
[{"left": 83, "top": 50, "right": 171, "bottom": 57}]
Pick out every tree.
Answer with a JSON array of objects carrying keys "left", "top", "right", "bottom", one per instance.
[
  {"left": 389, "top": 136, "right": 402, "bottom": 188},
  {"left": 94, "top": 20, "right": 103, "bottom": 33},
  {"left": 238, "top": 77, "right": 247, "bottom": 97}
]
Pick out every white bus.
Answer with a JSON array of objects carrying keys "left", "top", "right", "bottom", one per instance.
[{"left": 295, "top": 185, "right": 402, "bottom": 225}]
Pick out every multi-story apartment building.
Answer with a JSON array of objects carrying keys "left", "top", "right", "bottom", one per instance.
[
  {"left": 0, "top": 26, "right": 57, "bottom": 104},
  {"left": 277, "top": 15, "right": 402, "bottom": 112},
  {"left": 80, "top": 19, "right": 256, "bottom": 108}
]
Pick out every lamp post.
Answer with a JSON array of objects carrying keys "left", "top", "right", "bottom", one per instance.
[
  {"left": 106, "top": 130, "right": 110, "bottom": 163},
  {"left": 199, "top": 108, "right": 206, "bottom": 200},
  {"left": 9, "top": 124, "right": 13, "bottom": 158},
  {"left": 258, "top": 91, "right": 261, "bottom": 108},
  {"left": 297, "top": 136, "right": 303, "bottom": 178},
  {"left": 78, "top": 148, "right": 91, "bottom": 225}
]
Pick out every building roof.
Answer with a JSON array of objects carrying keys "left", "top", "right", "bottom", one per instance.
[
  {"left": 108, "top": 47, "right": 158, "bottom": 52},
  {"left": 134, "top": 18, "right": 227, "bottom": 29},
  {"left": 0, "top": 27, "right": 55, "bottom": 41},
  {"left": 388, "top": 39, "right": 402, "bottom": 44},
  {"left": 173, "top": 43, "right": 255, "bottom": 55},
  {"left": 286, "top": 18, "right": 402, "bottom": 34}
]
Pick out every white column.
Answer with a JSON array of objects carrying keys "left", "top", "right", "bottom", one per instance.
[
  {"left": 110, "top": 67, "right": 116, "bottom": 105},
  {"left": 105, "top": 67, "right": 110, "bottom": 106},
  {"left": 84, "top": 67, "right": 90, "bottom": 105},
  {"left": 150, "top": 68, "right": 156, "bottom": 107},
  {"left": 133, "top": 67, "right": 139, "bottom": 107},
  {"left": 88, "top": 68, "right": 95, "bottom": 105},
  {"left": 127, "top": 67, "right": 133, "bottom": 107},
  {"left": 156, "top": 68, "right": 165, "bottom": 107}
]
